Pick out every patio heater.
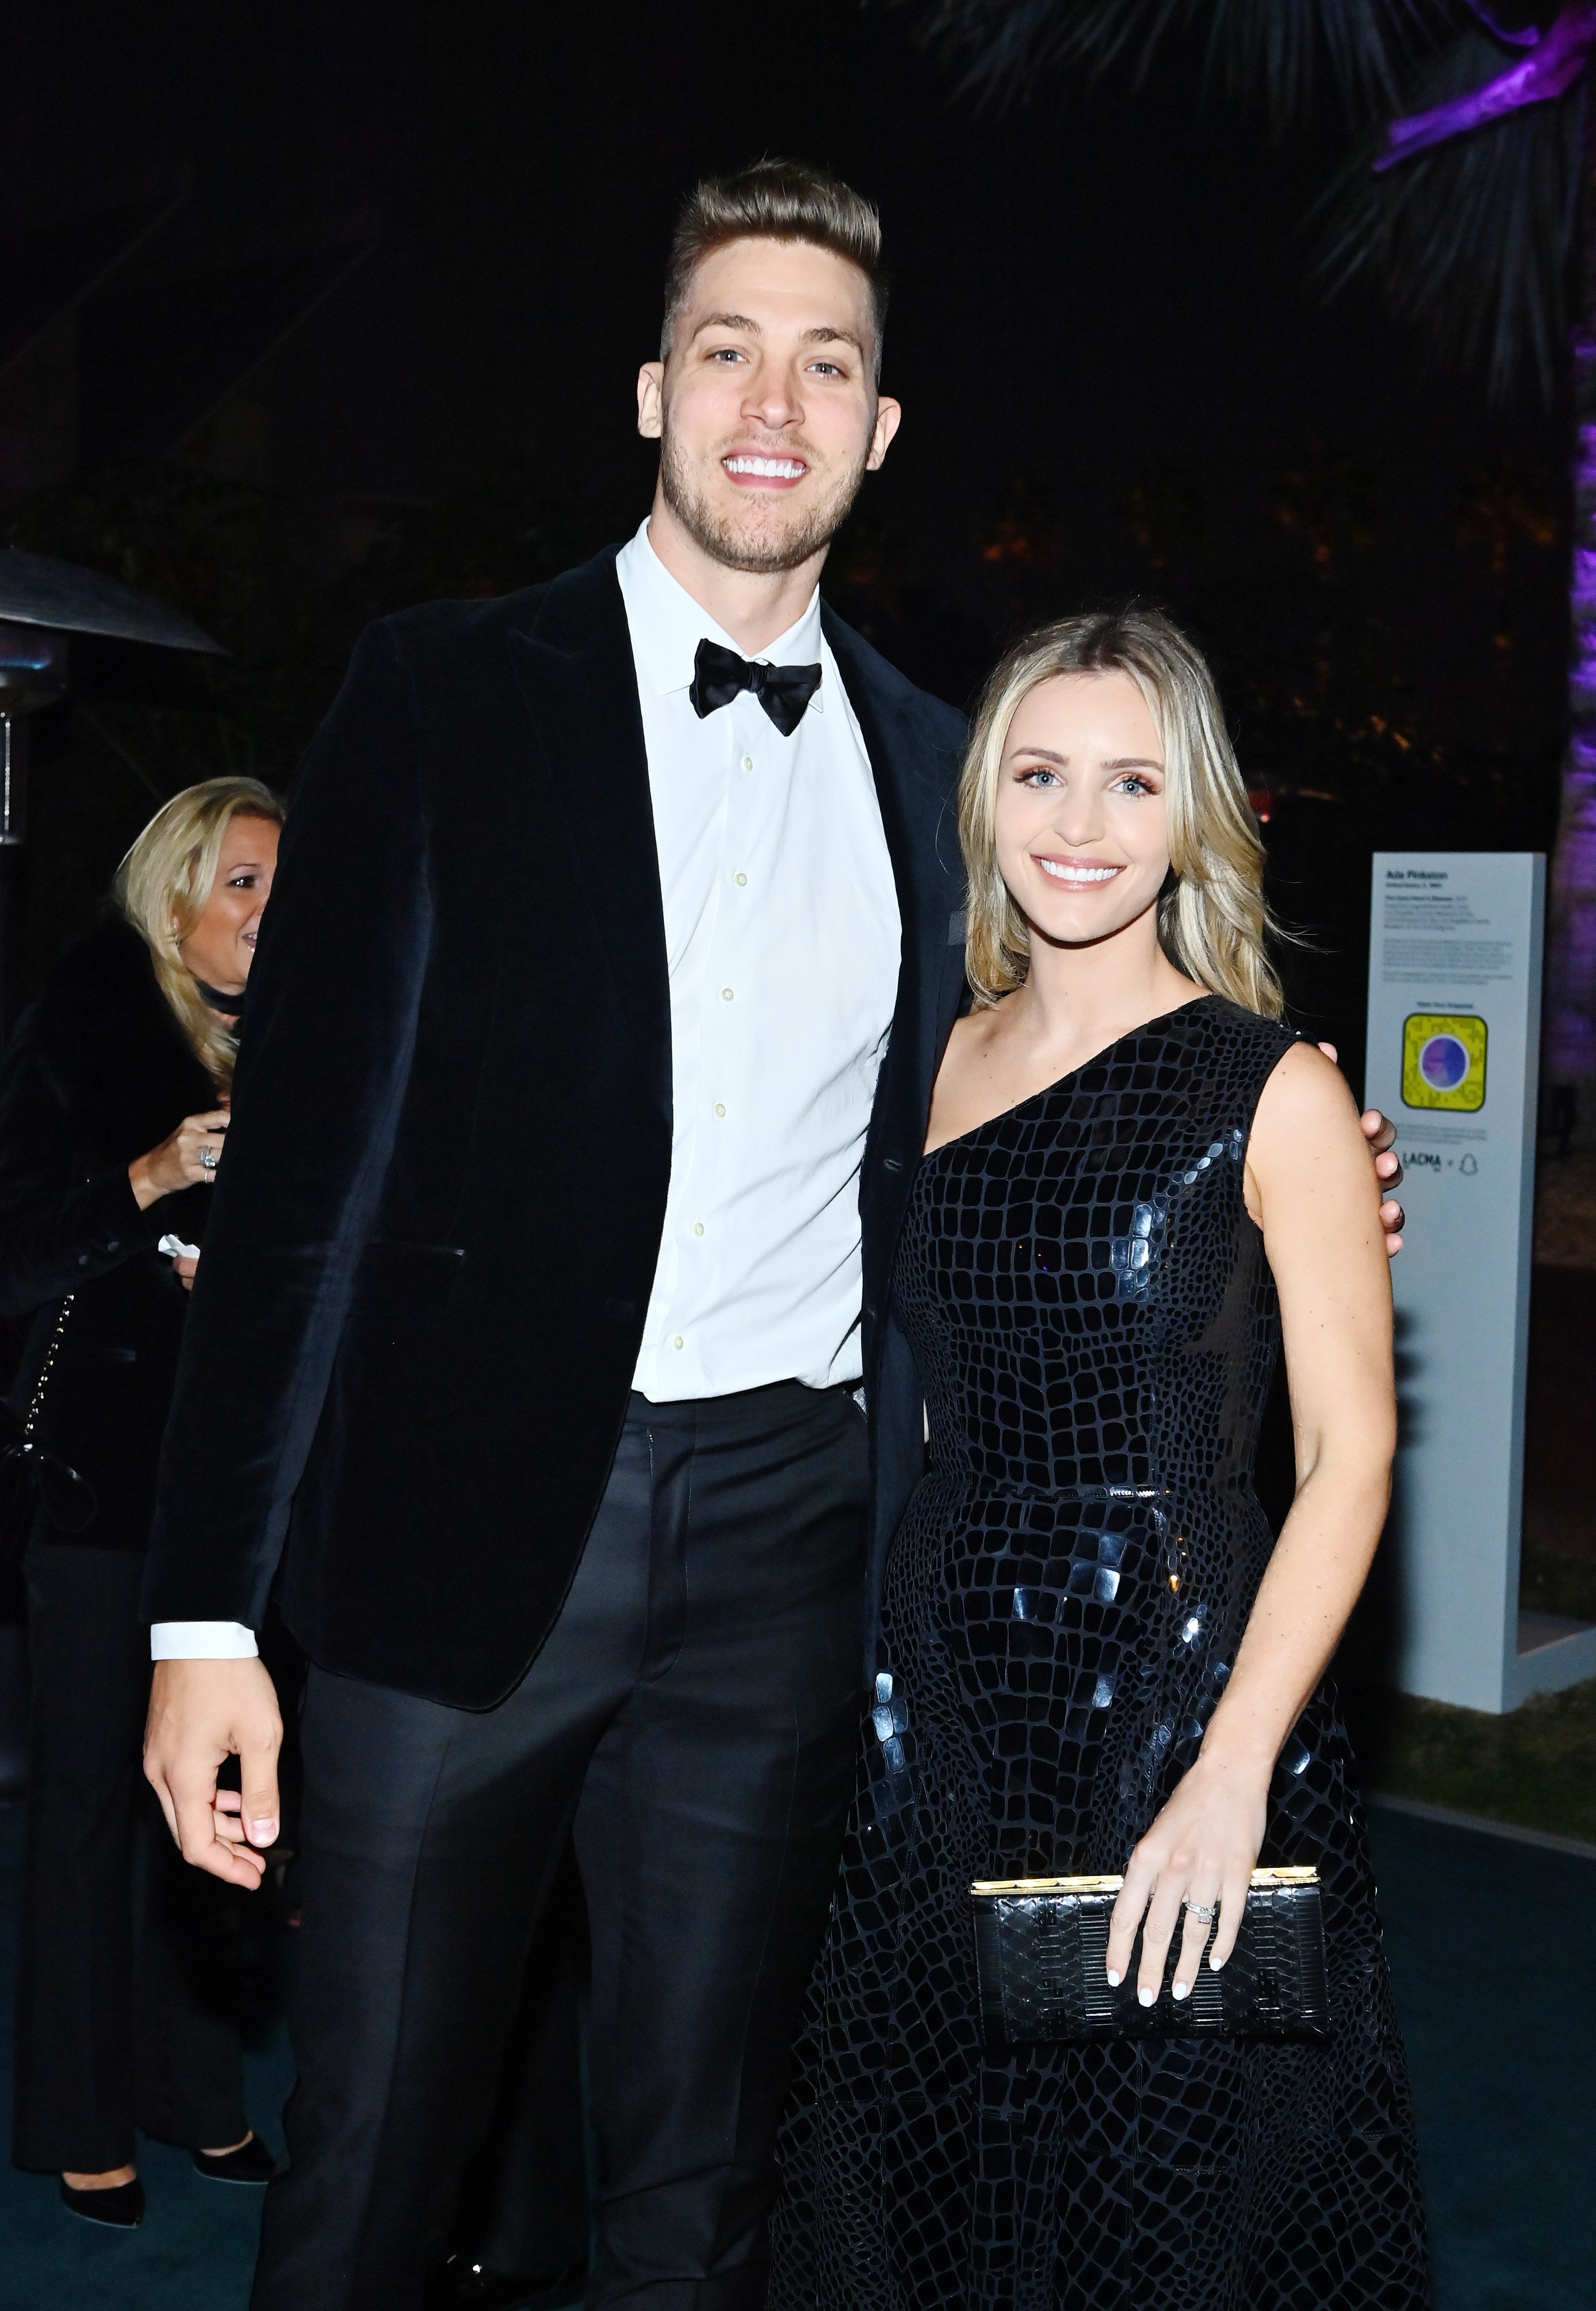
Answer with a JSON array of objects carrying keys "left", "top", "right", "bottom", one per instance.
[{"left": 0, "top": 549, "right": 224, "bottom": 1041}]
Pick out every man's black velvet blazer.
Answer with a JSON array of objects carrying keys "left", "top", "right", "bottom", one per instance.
[{"left": 144, "top": 546, "right": 968, "bottom": 1708}]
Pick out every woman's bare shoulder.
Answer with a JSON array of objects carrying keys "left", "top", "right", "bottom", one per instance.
[
  {"left": 925, "top": 1004, "right": 1018, "bottom": 1151},
  {"left": 944, "top": 1007, "right": 1000, "bottom": 1061},
  {"left": 943, "top": 1000, "right": 1024, "bottom": 1076},
  {"left": 1252, "top": 1039, "right": 1361, "bottom": 1140},
  {"left": 1247, "top": 1041, "right": 1377, "bottom": 1218}
]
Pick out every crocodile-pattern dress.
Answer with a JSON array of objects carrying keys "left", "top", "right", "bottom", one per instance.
[{"left": 769, "top": 996, "right": 1427, "bottom": 2310}]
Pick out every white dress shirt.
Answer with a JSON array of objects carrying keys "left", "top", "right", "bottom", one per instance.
[
  {"left": 619, "top": 521, "right": 901, "bottom": 1399},
  {"left": 151, "top": 518, "right": 901, "bottom": 1660}
]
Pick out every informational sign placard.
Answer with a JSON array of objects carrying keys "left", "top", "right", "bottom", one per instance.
[{"left": 1364, "top": 853, "right": 1594, "bottom": 1711}]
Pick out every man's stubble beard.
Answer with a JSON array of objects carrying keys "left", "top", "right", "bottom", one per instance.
[{"left": 658, "top": 419, "right": 869, "bottom": 577}]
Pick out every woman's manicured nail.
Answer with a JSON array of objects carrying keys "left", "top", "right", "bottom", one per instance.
[
  {"left": 1208, "top": 1951, "right": 1226, "bottom": 1972},
  {"left": 1172, "top": 1980, "right": 1191, "bottom": 2000},
  {"left": 1106, "top": 1969, "right": 1121, "bottom": 1987},
  {"left": 1137, "top": 1985, "right": 1156, "bottom": 2008}
]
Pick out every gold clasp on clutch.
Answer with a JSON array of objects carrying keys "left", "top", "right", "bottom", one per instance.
[{"left": 969, "top": 1865, "right": 1319, "bottom": 1896}]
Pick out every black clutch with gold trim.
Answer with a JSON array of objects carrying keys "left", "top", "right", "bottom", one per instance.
[{"left": 969, "top": 1866, "right": 1329, "bottom": 2047}]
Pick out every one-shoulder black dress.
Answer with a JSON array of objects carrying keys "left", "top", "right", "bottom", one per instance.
[{"left": 770, "top": 996, "right": 1427, "bottom": 2309}]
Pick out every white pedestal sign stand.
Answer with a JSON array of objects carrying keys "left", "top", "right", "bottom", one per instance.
[{"left": 1364, "top": 852, "right": 1596, "bottom": 1712}]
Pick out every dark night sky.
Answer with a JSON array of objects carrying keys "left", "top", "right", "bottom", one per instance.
[{"left": 0, "top": 0, "right": 1571, "bottom": 746}]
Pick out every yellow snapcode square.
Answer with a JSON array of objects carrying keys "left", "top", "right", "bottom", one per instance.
[{"left": 1401, "top": 1013, "right": 1487, "bottom": 1111}]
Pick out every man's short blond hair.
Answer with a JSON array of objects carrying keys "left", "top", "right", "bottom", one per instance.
[{"left": 662, "top": 158, "right": 887, "bottom": 382}]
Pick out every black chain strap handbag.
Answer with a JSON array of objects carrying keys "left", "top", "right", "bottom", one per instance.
[
  {"left": 970, "top": 1866, "right": 1330, "bottom": 2048},
  {"left": 0, "top": 1295, "right": 97, "bottom": 1551}
]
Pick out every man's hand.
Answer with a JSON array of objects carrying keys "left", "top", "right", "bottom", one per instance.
[
  {"left": 1316, "top": 1042, "right": 1404, "bottom": 1257},
  {"left": 144, "top": 1657, "right": 283, "bottom": 1889}
]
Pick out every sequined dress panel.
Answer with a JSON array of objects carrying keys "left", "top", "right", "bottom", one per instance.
[{"left": 770, "top": 997, "right": 1427, "bottom": 2310}]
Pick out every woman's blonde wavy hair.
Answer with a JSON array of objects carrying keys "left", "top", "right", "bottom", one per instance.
[
  {"left": 114, "top": 776, "right": 284, "bottom": 1087},
  {"left": 959, "top": 608, "right": 1283, "bottom": 1019}
]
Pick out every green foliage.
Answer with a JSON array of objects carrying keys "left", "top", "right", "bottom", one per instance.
[{"left": 1345, "top": 1677, "right": 1596, "bottom": 1842}]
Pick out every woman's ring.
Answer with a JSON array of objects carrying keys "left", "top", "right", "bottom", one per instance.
[
  {"left": 1187, "top": 1902, "right": 1218, "bottom": 1923},
  {"left": 199, "top": 1145, "right": 218, "bottom": 1170}
]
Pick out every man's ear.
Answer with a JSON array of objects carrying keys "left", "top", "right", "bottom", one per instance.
[
  {"left": 866, "top": 395, "right": 902, "bottom": 473},
  {"left": 637, "top": 363, "right": 664, "bottom": 441}
]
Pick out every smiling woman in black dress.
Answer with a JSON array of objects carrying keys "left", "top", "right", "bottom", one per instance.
[{"left": 771, "top": 611, "right": 1426, "bottom": 2309}]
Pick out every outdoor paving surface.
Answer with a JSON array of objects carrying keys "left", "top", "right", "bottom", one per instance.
[
  {"left": 1367, "top": 1805, "right": 1594, "bottom": 2310},
  {"left": 0, "top": 1801, "right": 1589, "bottom": 2309}
]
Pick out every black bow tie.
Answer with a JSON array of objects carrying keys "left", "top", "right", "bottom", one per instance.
[{"left": 689, "top": 638, "right": 822, "bottom": 737}]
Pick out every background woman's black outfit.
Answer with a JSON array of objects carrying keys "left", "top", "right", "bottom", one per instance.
[{"left": 1, "top": 916, "right": 251, "bottom": 2175}]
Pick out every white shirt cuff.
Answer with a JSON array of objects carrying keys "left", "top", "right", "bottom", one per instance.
[{"left": 150, "top": 1621, "right": 259, "bottom": 1661}]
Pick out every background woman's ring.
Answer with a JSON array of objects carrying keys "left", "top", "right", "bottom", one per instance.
[{"left": 199, "top": 1145, "right": 218, "bottom": 1170}]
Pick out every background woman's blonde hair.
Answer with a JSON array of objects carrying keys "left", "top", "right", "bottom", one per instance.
[
  {"left": 114, "top": 776, "right": 284, "bottom": 1086},
  {"left": 959, "top": 608, "right": 1284, "bottom": 1019}
]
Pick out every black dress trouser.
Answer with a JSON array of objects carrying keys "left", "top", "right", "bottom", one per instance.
[
  {"left": 253, "top": 1379, "right": 869, "bottom": 2311},
  {"left": 452, "top": 1840, "right": 592, "bottom": 2281},
  {"left": 12, "top": 1532, "right": 249, "bottom": 2172}
]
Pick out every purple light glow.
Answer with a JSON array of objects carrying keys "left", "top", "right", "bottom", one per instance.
[
  {"left": 1548, "top": 340, "right": 1596, "bottom": 1080},
  {"left": 1459, "top": 1, "right": 1540, "bottom": 48},
  {"left": 1376, "top": 4, "right": 1596, "bottom": 174},
  {"left": 1370, "top": 10, "right": 1596, "bottom": 1079}
]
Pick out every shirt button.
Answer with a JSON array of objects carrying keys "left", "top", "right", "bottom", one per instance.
[
  {"left": 672, "top": 1335, "right": 684, "bottom": 1350},
  {"left": 692, "top": 1221, "right": 705, "bottom": 1237},
  {"left": 734, "top": 871, "right": 748, "bottom": 887},
  {"left": 714, "top": 1102, "right": 726, "bottom": 1117},
  {"left": 721, "top": 987, "right": 734, "bottom": 1002},
  {"left": 741, "top": 754, "right": 754, "bottom": 772}
]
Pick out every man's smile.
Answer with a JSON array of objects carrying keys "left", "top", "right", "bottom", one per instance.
[{"left": 722, "top": 453, "right": 808, "bottom": 487}]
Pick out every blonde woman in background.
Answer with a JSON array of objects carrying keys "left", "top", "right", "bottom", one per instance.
[
  {"left": 1, "top": 777, "right": 281, "bottom": 2229},
  {"left": 772, "top": 612, "right": 1427, "bottom": 2308}
]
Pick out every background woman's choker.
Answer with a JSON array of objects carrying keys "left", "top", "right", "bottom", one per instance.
[{"left": 191, "top": 975, "right": 245, "bottom": 1018}]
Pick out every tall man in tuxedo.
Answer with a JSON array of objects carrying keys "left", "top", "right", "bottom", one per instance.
[{"left": 142, "top": 161, "right": 1405, "bottom": 2310}]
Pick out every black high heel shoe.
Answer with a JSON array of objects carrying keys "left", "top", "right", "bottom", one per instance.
[
  {"left": 193, "top": 2133, "right": 276, "bottom": 2185},
  {"left": 59, "top": 2175, "right": 145, "bottom": 2228}
]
